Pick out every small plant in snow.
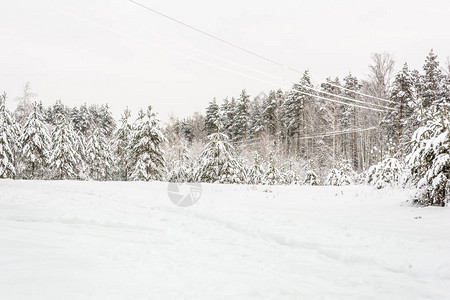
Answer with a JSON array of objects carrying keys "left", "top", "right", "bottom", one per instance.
[{"left": 304, "top": 170, "right": 319, "bottom": 185}]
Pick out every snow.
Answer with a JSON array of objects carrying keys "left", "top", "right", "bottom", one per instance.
[{"left": 1, "top": 180, "right": 450, "bottom": 299}]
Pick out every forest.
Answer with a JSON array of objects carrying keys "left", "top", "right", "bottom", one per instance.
[{"left": 0, "top": 50, "right": 449, "bottom": 206}]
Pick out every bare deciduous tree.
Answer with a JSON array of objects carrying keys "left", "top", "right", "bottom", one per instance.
[{"left": 362, "top": 53, "right": 395, "bottom": 99}]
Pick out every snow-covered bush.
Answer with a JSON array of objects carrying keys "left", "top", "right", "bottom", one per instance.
[
  {"left": 196, "top": 132, "right": 244, "bottom": 184},
  {"left": 263, "top": 158, "right": 283, "bottom": 185},
  {"left": 246, "top": 153, "right": 264, "bottom": 185},
  {"left": 325, "top": 161, "right": 355, "bottom": 186},
  {"left": 303, "top": 170, "right": 319, "bottom": 185},
  {"left": 325, "top": 168, "right": 340, "bottom": 186},
  {"left": 366, "top": 157, "right": 404, "bottom": 189},
  {"left": 406, "top": 107, "right": 449, "bottom": 206}
]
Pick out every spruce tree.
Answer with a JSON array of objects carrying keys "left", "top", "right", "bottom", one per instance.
[
  {"left": 196, "top": 130, "right": 244, "bottom": 183},
  {"left": 204, "top": 98, "right": 220, "bottom": 135},
  {"left": 129, "top": 106, "right": 166, "bottom": 181},
  {"left": 0, "top": 93, "right": 17, "bottom": 179},
  {"left": 86, "top": 127, "right": 113, "bottom": 180},
  {"left": 232, "top": 90, "right": 251, "bottom": 142},
  {"left": 406, "top": 106, "right": 449, "bottom": 206},
  {"left": 49, "top": 114, "right": 81, "bottom": 179},
  {"left": 20, "top": 102, "right": 51, "bottom": 179},
  {"left": 381, "top": 63, "right": 415, "bottom": 150},
  {"left": 114, "top": 108, "right": 132, "bottom": 180},
  {"left": 247, "top": 152, "right": 264, "bottom": 185}
]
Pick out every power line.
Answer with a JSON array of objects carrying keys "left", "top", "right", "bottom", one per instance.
[
  {"left": 299, "top": 127, "right": 377, "bottom": 140},
  {"left": 127, "top": 0, "right": 395, "bottom": 105},
  {"left": 323, "top": 82, "right": 396, "bottom": 104},
  {"left": 37, "top": 1, "right": 388, "bottom": 113}
]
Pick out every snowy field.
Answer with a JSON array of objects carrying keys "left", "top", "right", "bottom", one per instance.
[{"left": 1, "top": 180, "right": 450, "bottom": 300}]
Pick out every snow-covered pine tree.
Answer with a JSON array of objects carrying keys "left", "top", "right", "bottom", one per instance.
[
  {"left": 366, "top": 157, "right": 404, "bottom": 189},
  {"left": 338, "top": 160, "right": 355, "bottom": 185},
  {"left": 231, "top": 90, "right": 251, "bottom": 142},
  {"left": 406, "top": 105, "right": 449, "bottom": 206},
  {"left": 381, "top": 63, "right": 416, "bottom": 152},
  {"left": 129, "top": 106, "right": 166, "bottom": 181},
  {"left": 304, "top": 170, "right": 319, "bottom": 185},
  {"left": 20, "top": 102, "right": 51, "bottom": 179},
  {"left": 420, "top": 50, "right": 446, "bottom": 109},
  {"left": 86, "top": 126, "right": 113, "bottom": 180},
  {"left": 263, "top": 157, "right": 283, "bottom": 185},
  {"left": 220, "top": 97, "right": 236, "bottom": 140},
  {"left": 196, "top": 130, "right": 244, "bottom": 183},
  {"left": 204, "top": 98, "right": 220, "bottom": 135},
  {"left": 167, "top": 141, "right": 192, "bottom": 183},
  {"left": 249, "top": 98, "right": 265, "bottom": 140},
  {"left": 246, "top": 152, "right": 264, "bottom": 185},
  {"left": 325, "top": 168, "right": 340, "bottom": 186},
  {"left": 49, "top": 113, "right": 81, "bottom": 179},
  {"left": 281, "top": 71, "right": 313, "bottom": 155},
  {"left": 114, "top": 108, "right": 132, "bottom": 180},
  {"left": 0, "top": 92, "right": 18, "bottom": 179}
]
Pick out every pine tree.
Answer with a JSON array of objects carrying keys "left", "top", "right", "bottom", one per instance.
[
  {"left": 129, "top": 106, "right": 166, "bottom": 181},
  {"left": 366, "top": 157, "right": 404, "bottom": 189},
  {"left": 86, "top": 127, "right": 113, "bottom": 180},
  {"left": 325, "top": 168, "right": 340, "bottom": 186},
  {"left": 167, "top": 142, "right": 192, "bottom": 183},
  {"left": 247, "top": 152, "right": 264, "bottom": 185},
  {"left": 114, "top": 108, "right": 132, "bottom": 180},
  {"left": 282, "top": 71, "right": 312, "bottom": 155},
  {"left": 304, "top": 170, "right": 319, "bottom": 185},
  {"left": 406, "top": 106, "right": 449, "bottom": 206},
  {"left": 0, "top": 93, "right": 17, "bottom": 179},
  {"left": 381, "top": 63, "right": 415, "bottom": 150},
  {"left": 232, "top": 90, "right": 251, "bottom": 142},
  {"left": 263, "top": 157, "right": 283, "bottom": 185},
  {"left": 204, "top": 98, "right": 220, "bottom": 135},
  {"left": 49, "top": 114, "right": 81, "bottom": 179},
  {"left": 20, "top": 102, "right": 51, "bottom": 179},
  {"left": 420, "top": 50, "right": 445, "bottom": 109},
  {"left": 196, "top": 131, "right": 244, "bottom": 183}
]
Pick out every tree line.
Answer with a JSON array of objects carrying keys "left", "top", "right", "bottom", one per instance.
[{"left": 0, "top": 50, "right": 448, "bottom": 206}]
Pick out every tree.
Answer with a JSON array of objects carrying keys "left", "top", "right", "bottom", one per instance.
[
  {"left": 304, "top": 170, "right": 319, "bottom": 185},
  {"left": 114, "top": 108, "right": 132, "bottom": 180},
  {"left": 231, "top": 90, "right": 251, "bottom": 142},
  {"left": 263, "top": 157, "right": 283, "bottom": 185},
  {"left": 49, "top": 114, "right": 81, "bottom": 179},
  {"left": 20, "top": 102, "right": 51, "bottom": 179},
  {"left": 362, "top": 52, "right": 395, "bottom": 99},
  {"left": 14, "top": 82, "right": 36, "bottom": 126},
  {"left": 129, "top": 106, "right": 166, "bottom": 181},
  {"left": 196, "top": 131, "right": 244, "bottom": 183},
  {"left": 366, "top": 157, "right": 404, "bottom": 189},
  {"left": 381, "top": 63, "right": 416, "bottom": 150},
  {"left": 0, "top": 93, "right": 17, "bottom": 179},
  {"left": 86, "top": 127, "right": 113, "bottom": 180},
  {"left": 419, "top": 49, "right": 445, "bottom": 109},
  {"left": 406, "top": 106, "right": 449, "bottom": 206},
  {"left": 282, "top": 71, "right": 313, "bottom": 155},
  {"left": 204, "top": 98, "right": 220, "bottom": 135},
  {"left": 247, "top": 152, "right": 264, "bottom": 185}
]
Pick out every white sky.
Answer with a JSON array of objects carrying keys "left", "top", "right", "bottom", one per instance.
[{"left": 1, "top": 0, "right": 449, "bottom": 120}]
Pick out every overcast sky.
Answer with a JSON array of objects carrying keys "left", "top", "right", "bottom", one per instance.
[{"left": 1, "top": 0, "right": 449, "bottom": 120}]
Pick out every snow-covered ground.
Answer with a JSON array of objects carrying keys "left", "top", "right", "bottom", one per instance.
[{"left": 1, "top": 180, "right": 449, "bottom": 299}]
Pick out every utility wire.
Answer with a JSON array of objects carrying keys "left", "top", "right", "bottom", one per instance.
[
  {"left": 127, "top": 0, "right": 395, "bottom": 105},
  {"left": 36, "top": 0, "right": 389, "bottom": 113}
]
